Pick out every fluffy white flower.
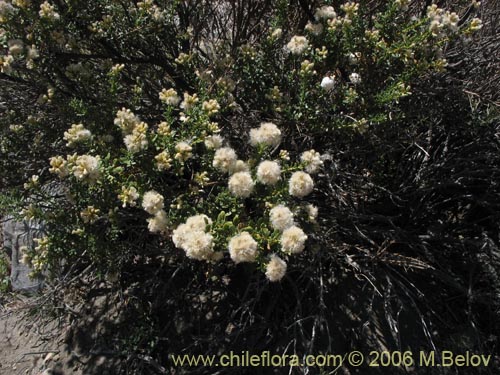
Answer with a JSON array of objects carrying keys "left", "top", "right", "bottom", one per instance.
[
  {"left": 256, "top": 160, "right": 281, "bottom": 185},
  {"left": 142, "top": 190, "right": 164, "bottom": 215},
  {"left": 269, "top": 205, "right": 294, "bottom": 231},
  {"left": 124, "top": 122, "right": 148, "bottom": 153},
  {"left": 118, "top": 186, "right": 139, "bottom": 208},
  {"left": 185, "top": 214, "right": 212, "bottom": 232},
  {"left": 305, "top": 22, "right": 324, "bottom": 36},
  {"left": 289, "top": 171, "right": 314, "bottom": 198},
  {"left": 114, "top": 108, "right": 139, "bottom": 135},
  {"left": 155, "top": 150, "right": 172, "bottom": 171},
  {"left": 174, "top": 141, "right": 192, "bottom": 162},
  {"left": 204, "top": 135, "right": 224, "bottom": 149},
  {"left": 320, "top": 76, "right": 335, "bottom": 91},
  {"left": 265, "top": 255, "right": 287, "bottom": 282},
  {"left": 228, "top": 232, "right": 258, "bottom": 263},
  {"left": 180, "top": 92, "right": 199, "bottom": 111},
  {"left": 147, "top": 210, "right": 169, "bottom": 234},
  {"left": 63, "top": 123, "right": 92, "bottom": 147},
  {"left": 72, "top": 155, "right": 100, "bottom": 183},
  {"left": 315, "top": 5, "right": 336, "bottom": 20},
  {"left": 229, "top": 160, "right": 250, "bottom": 174},
  {"left": 300, "top": 150, "right": 323, "bottom": 174},
  {"left": 49, "top": 156, "right": 69, "bottom": 178},
  {"left": 213, "top": 147, "right": 238, "bottom": 173},
  {"left": 281, "top": 225, "right": 307, "bottom": 254},
  {"left": 172, "top": 223, "right": 189, "bottom": 248},
  {"left": 349, "top": 72, "right": 361, "bottom": 84},
  {"left": 249, "top": 122, "right": 281, "bottom": 148},
  {"left": 159, "top": 88, "right": 181, "bottom": 106},
  {"left": 286, "top": 35, "right": 309, "bottom": 55},
  {"left": 179, "top": 231, "right": 214, "bottom": 260},
  {"left": 228, "top": 172, "right": 255, "bottom": 198},
  {"left": 39, "top": 1, "right": 60, "bottom": 21},
  {"left": 202, "top": 99, "right": 220, "bottom": 116}
]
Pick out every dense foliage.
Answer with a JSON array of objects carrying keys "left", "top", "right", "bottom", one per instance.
[{"left": 0, "top": 0, "right": 498, "bottom": 374}]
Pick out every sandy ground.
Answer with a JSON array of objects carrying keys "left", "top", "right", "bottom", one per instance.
[{"left": 0, "top": 295, "right": 70, "bottom": 375}]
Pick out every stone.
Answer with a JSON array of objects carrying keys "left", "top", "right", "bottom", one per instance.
[{"left": 2, "top": 217, "right": 43, "bottom": 291}]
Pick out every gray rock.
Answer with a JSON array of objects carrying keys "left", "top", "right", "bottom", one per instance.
[{"left": 2, "top": 217, "right": 43, "bottom": 291}]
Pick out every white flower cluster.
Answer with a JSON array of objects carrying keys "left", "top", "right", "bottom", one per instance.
[
  {"left": 289, "top": 171, "right": 314, "bottom": 198},
  {"left": 114, "top": 108, "right": 149, "bottom": 153},
  {"left": 39, "top": 1, "right": 60, "bottom": 21},
  {"left": 114, "top": 107, "right": 140, "bottom": 134},
  {"left": 124, "top": 122, "right": 148, "bottom": 153},
  {"left": 228, "top": 232, "right": 258, "bottom": 263},
  {"left": 265, "top": 255, "right": 287, "bottom": 282},
  {"left": 172, "top": 215, "right": 218, "bottom": 261},
  {"left": 142, "top": 191, "right": 169, "bottom": 235},
  {"left": 159, "top": 88, "right": 181, "bottom": 106},
  {"left": 249, "top": 122, "right": 281, "bottom": 148},
  {"left": 118, "top": 186, "right": 139, "bottom": 208},
  {"left": 315, "top": 5, "right": 336, "bottom": 20},
  {"left": 63, "top": 123, "right": 92, "bottom": 147},
  {"left": 228, "top": 171, "right": 255, "bottom": 198},
  {"left": 300, "top": 150, "right": 323, "bottom": 174},
  {"left": 286, "top": 35, "right": 309, "bottom": 55},
  {"left": 256, "top": 160, "right": 281, "bottom": 185},
  {"left": 427, "top": 5, "right": 459, "bottom": 37},
  {"left": 321, "top": 75, "right": 335, "bottom": 91},
  {"left": 72, "top": 154, "right": 101, "bottom": 183}
]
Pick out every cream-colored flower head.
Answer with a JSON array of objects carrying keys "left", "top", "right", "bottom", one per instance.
[
  {"left": 204, "top": 134, "right": 224, "bottom": 149},
  {"left": 39, "top": 1, "right": 60, "bottom": 21},
  {"left": 286, "top": 35, "right": 309, "bottom": 55},
  {"left": 202, "top": 99, "right": 220, "bottom": 116},
  {"left": 180, "top": 92, "right": 199, "bottom": 111},
  {"left": 155, "top": 150, "right": 172, "bottom": 171},
  {"left": 228, "top": 232, "right": 258, "bottom": 263},
  {"left": 249, "top": 122, "right": 281, "bottom": 148},
  {"left": 265, "top": 255, "right": 287, "bottom": 282},
  {"left": 114, "top": 108, "right": 139, "bottom": 135},
  {"left": 185, "top": 214, "right": 212, "bottom": 232},
  {"left": 213, "top": 147, "right": 237, "bottom": 173},
  {"left": 315, "top": 5, "right": 336, "bottom": 20},
  {"left": 257, "top": 160, "right": 281, "bottom": 185},
  {"left": 269, "top": 205, "right": 294, "bottom": 231},
  {"left": 289, "top": 171, "right": 314, "bottom": 198},
  {"left": 49, "top": 156, "right": 69, "bottom": 178},
  {"left": 172, "top": 223, "right": 189, "bottom": 248},
  {"left": 159, "top": 88, "right": 181, "bottom": 106},
  {"left": 281, "top": 225, "right": 307, "bottom": 254},
  {"left": 228, "top": 160, "right": 249, "bottom": 175},
  {"left": 118, "top": 186, "right": 139, "bottom": 208},
  {"left": 321, "top": 76, "right": 335, "bottom": 91},
  {"left": 300, "top": 150, "right": 323, "bottom": 174},
  {"left": 72, "top": 155, "right": 100, "bottom": 183},
  {"left": 228, "top": 171, "right": 255, "bottom": 198},
  {"left": 174, "top": 141, "right": 193, "bottom": 162},
  {"left": 142, "top": 190, "right": 164, "bottom": 215},
  {"left": 64, "top": 123, "right": 92, "bottom": 147},
  {"left": 305, "top": 22, "right": 324, "bottom": 36},
  {"left": 183, "top": 231, "right": 214, "bottom": 260},
  {"left": 147, "top": 210, "right": 169, "bottom": 234},
  {"left": 124, "top": 122, "right": 148, "bottom": 153}
]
